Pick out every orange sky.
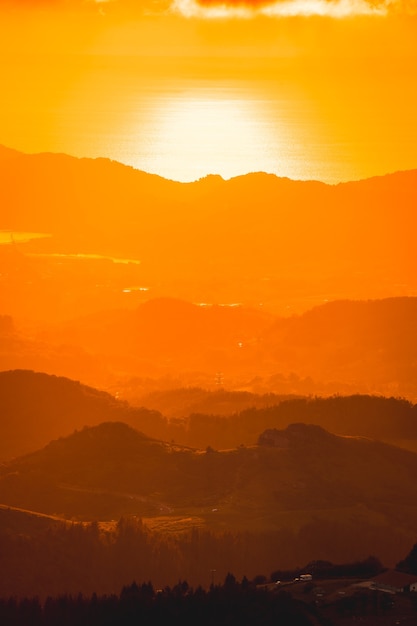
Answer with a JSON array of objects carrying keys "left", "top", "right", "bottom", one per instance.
[
  {"left": 1, "top": 0, "right": 416, "bottom": 181},
  {"left": 2, "top": 0, "right": 417, "bottom": 55}
]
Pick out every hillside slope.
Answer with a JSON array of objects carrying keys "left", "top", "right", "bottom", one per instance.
[
  {"left": 1, "top": 148, "right": 416, "bottom": 321},
  {"left": 1, "top": 421, "right": 417, "bottom": 542},
  {"left": 33, "top": 296, "right": 417, "bottom": 397},
  {"left": 0, "top": 370, "right": 163, "bottom": 461},
  {"left": 2, "top": 370, "right": 417, "bottom": 463}
]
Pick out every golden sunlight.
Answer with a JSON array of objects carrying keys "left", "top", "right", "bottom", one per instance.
[
  {"left": 173, "top": 0, "right": 386, "bottom": 18},
  {"left": 128, "top": 90, "right": 309, "bottom": 181}
]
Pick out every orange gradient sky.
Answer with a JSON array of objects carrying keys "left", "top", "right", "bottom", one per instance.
[{"left": 1, "top": 0, "right": 416, "bottom": 181}]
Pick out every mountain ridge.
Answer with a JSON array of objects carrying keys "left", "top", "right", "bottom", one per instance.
[
  {"left": 0, "top": 369, "right": 164, "bottom": 461},
  {"left": 1, "top": 144, "right": 416, "bottom": 186},
  {"left": 1, "top": 145, "right": 416, "bottom": 325},
  {"left": 35, "top": 295, "right": 417, "bottom": 398},
  {"left": 1, "top": 420, "right": 417, "bottom": 555}
]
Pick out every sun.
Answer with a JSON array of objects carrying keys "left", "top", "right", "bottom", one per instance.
[{"left": 128, "top": 88, "right": 291, "bottom": 181}]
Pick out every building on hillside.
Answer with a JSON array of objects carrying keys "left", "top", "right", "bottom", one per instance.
[{"left": 370, "top": 570, "right": 417, "bottom": 594}]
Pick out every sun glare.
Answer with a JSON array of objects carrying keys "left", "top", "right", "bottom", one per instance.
[{"left": 129, "top": 91, "right": 293, "bottom": 181}]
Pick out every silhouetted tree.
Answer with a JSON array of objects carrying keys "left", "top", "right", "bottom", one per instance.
[{"left": 397, "top": 541, "right": 417, "bottom": 574}]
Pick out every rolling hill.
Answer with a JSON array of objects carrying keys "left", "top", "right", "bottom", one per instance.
[
  {"left": 1, "top": 421, "right": 417, "bottom": 554},
  {"left": 0, "top": 370, "right": 164, "bottom": 461},
  {"left": 2, "top": 369, "right": 417, "bottom": 464},
  {"left": 2, "top": 419, "right": 417, "bottom": 595},
  {"left": 260, "top": 297, "right": 417, "bottom": 397},
  {"left": 0, "top": 147, "right": 416, "bottom": 322},
  {"left": 27, "top": 296, "right": 417, "bottom": 398}
]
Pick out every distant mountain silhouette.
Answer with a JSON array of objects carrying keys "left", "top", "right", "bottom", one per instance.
[
  {"left": 261, "top": 297, "right": 417, "bottom": 395},
  {"left": 33, "top": 296, "right": 417, "bottom": 398},
  {"left": 0, "top": 145, "right": 21, "bottom": 161},
  {"left": 0, "top": 370, "right": 163, "bottom": 461},
  {"left": 0, "top": 146, "right": 416, "bottom": 321},
  {"left": 44, "top": 297, "right": 271, "bottom": 373},
  {"left": 2, "top": 148, "right": 415, "bottom": 267},
  {"left": 0, "top": 316, "right": 113, "bottom": 390}
]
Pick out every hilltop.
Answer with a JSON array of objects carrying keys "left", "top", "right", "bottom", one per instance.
[
  {"left": 1, "top": 418, "right": 417, "bottom": 595},
  {"left": 15, "top": 296, "right": 417, "bottom": 399},
  {"left": 0, "top": 421, "right": 416, "bottom": 564},
  {"left": 0, "top": 370, "right": 163, "bottom": 461},
  {"left": 0, "top": 147, "right": 416, "bottom": 322},
  {"left": 2, "top": 370, "right": 417, "bottom": 462}
]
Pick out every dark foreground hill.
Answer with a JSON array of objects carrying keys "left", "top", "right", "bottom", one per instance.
[
  {"left": 3, "top": 420, "right": 416, "bottom": 520},
  {"left": 0, "top": 421, "right": 416, "bottom": 569}
]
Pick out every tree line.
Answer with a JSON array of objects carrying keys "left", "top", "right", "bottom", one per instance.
[
  {"left": 1, "top": 511, "right": 414, "bottom": 599},
  {"left": 129, "top": 394, "right": 417, "bottom": 450},
  {"left": 0, "top": 577, "right": 329, "bottom": 626}
]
